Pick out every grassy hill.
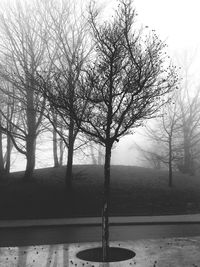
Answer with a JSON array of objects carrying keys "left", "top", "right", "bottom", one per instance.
[{"left": 0, "top": 165, "right": 200, "bottom": 220}]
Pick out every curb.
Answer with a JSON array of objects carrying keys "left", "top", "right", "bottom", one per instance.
[{"left": 0, "top": 214, "right": 200, "bottom": 228}]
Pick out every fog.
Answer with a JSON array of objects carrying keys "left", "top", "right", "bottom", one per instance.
[
  {"left": 10, "top": 130, "right": 146, "bottom": 172},
  {"left": 1, "top": 0, "right": 200, "bottom": 173}
]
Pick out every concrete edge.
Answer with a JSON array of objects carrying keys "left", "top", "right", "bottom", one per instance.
[{"left": 0, "top": 214, "right": 200, "bottom": 228}]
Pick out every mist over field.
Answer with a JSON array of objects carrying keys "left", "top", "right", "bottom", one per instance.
[{"left": 10, "top": 131, "right": 144, "bottom": 172}]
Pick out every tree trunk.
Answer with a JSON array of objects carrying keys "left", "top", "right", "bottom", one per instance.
[
  {"left": 5, "top": 135, "right": 12, "bottom": 173},
  {"left": 183, "top": 140, "right": 191, "bottom": 173},
  {"left": 65, "top": 75, "right": 76, "bottom": 189},
  {"left": 53, "top": 128, "right": 59, "bottom": 168},
  {"left": 24, "top": 77, "right": 36, "bottom": 180},
  {"left": 98, "top": 144, "right": 101, "bottom": 165},
  {"left": 90, "top": 143, "right": 97, "bottom": 165},
  {"left": 65, "top": 117, "right": 74, "bottom": 189},
  {"left": 98, "top": 144, "right": 103, "bottom": 165},
  {"left": 183, "top": 124, "right": 192, "bottom": 174},
  {"left": 59, "top": 138, "right": 64, "bottom": 166},
  {"left": 0, "top": 130, "right": 5, "bottom": 174},
  {"left": 168, "top": 138, "right": 172, "bottom": 187},
  {"left": 24, "top": 134, "right": 36, "bottom": 179},
  {"left": 102, "top": 144, "right": 112, "bottom": 262}
]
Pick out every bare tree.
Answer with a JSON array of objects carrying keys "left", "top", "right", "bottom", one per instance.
[
  {"left": 139, "top": 60, "right": 200, "bottom": 180},
  {"left": 177, "top": 86, "right": 200, "bottom": 174},
  {"left": 140, "top": 95, "right": 181, "bottom": 187},
  {"left": 134, "top": 141, "right": 165, "bottom": 170},
  {"left": 97, "top": 144, "right": 104, "bottom": 165},
  {"left": 46, "top": 111, "right": 65, "bottom": 168},
  {"left": 63, "top": 0, "right": 177, "bottom": 261},
  {"left": 47, "top": 110, "right": 65, "bottom": 168},
  {"left": 0, "top": 115, "right": 4, "bottom": 174},
  {"left": 140, "top": 83, "right": 200, "bottom": 180},
  {"left": 0, "top": 81, "right": 20, "bottom": 174},
  {"left": 0, "top": 0, "right": 50, "bottom": 178},
  {"left": 88, "top": 141, "right": 104, "bottom": 165},
  {"left": 175, "top": 52, "right": 200, "bottom": 174},
  {"left": 52, "top": 114, "right": 65, "bottom": 168},
  {"left": 89, "top": 142, "right": 97, "bottom": 165},
  {"left": 0, "top": 90, "right": 6, "bottom": 173},
  {"left": 38, "top": 0, "right": 92, "bottom": 188}
]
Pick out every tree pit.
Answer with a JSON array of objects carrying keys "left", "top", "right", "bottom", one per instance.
[{"left": 76, "top": 247, "right": 136, "bottom": 262}]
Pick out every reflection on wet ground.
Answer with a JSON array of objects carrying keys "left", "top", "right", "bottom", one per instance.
[
  {"left": 0, "top": 244, "right": 69, "bottom": 267},
  {"left": 1, "top": 237, "right": 200, "bottom": 266}
]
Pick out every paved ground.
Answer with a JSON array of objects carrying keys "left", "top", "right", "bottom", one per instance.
[
  {"left": 1, "top": 236, "right": 200, "bottom": 266},
  {"left": 1, "top": 216, "right": 200, "bottom": 266}
]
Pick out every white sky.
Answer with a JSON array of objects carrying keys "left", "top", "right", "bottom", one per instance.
[
  {"left": 103, "top": 0, "right": 200, "bottom": 50},
  {"left": 134, "top": 0, "right": 200, "bottom": 50}
]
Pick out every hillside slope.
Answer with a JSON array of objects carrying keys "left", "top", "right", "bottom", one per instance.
[{"left": 0, "top": 165, "right": 200, "bottom": 219}]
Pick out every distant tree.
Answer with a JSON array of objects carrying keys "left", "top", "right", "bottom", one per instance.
[
  {"left": 38, "top": 0, "right": 92, "bottom": 188},
  {"left": 43, "top": 109, "right": 66, "bottom": 168},
  {"left": 177, "top": 86, "right": 200, "bottom": 174},
  {"left": 89, "top": 142, "right": 97, "bottom": 165},
  {"left": 135, "top": 141, "right": 164, "bottom": 170},
  {"left": 0, "top": 82, "right": 21, "bottom": 174},
  {"left": 88, "top": 142, "right": 104, "bottom": 165},
  {"left": 97, "top": 144, "right": 104, "bottom": 165},
  {"left": 70, "top": 0, "right": 178, "bottom": 261},
  {"left": 0, "top": 115, "right": 4, "bottom": 174},
  {"left": 0, "top": 0, "right": 49, "bottom": 179},
  {"left": 140, "top": 95, "right": 181, "bottom": 187},
  {"left": 52, "top": 113, "right": 65, "bottom": 168},
  {"left": 52, "top": 127, "right": 59, "bottom": 168},
  {"left": 175, "top": 53, "right": 200, "bottom": 175},
  {"left": 140, "top": 85, "right": 200, "bottom": 179},
  {"left": 0, "top": 90, "right": 6, "bottom": 174},
  {"left": 137, "top": 51, "right": 200, "bottom": 180}
]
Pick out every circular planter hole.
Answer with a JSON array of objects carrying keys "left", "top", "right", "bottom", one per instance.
[{"left": 76, "top": 247, "right": 136, "bottom": 262}]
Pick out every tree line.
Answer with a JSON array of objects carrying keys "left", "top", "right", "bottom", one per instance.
[
  {"left": 0, "top": 0, "right": 89, "bottom": 181},
  {"left": 0, "top": 0, "right": 177, "bottom": 184}
]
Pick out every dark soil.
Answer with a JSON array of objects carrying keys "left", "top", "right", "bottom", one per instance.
[{"left": 76, "top": 247, "right": 136, "bottom": 262}]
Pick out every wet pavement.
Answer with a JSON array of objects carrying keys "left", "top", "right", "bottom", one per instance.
[
  {"left": 1, "top": 216, "right": 200, "bottom": 266},
  {"left": 1, "top": 237, "right": 200, "bottom": 266}
]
